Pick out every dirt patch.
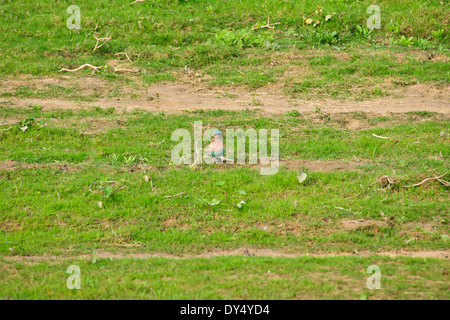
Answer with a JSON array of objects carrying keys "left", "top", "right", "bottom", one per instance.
[
  {"left": 1, "top": 77, "right": 449, "bottom": 115},
  {"left": 0, "top": 160, "right": 19, "bottom": 171},
  {"left": 281, "top": 160, "right": 367, "bottom": 172},
  {"left": 346, "top": 119, "right": 366, "bottom": 130},
  {"left": 341, "top": 219, "right": 386, "bottom": 231},
  {"left": 0, "top": 160, "right": 79, "bottom": 172},
  {"left": 3, "top": 248, "right": 449, "bottom": 261}
]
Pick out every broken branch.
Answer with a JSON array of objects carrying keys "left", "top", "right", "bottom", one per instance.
[
  {"left": 372, "top": 133, "right": 390, "bottom": 140},
  {"left": 163, "top": 192, "right": 185, "bottom": 198},
  {"left": 404, "top": 173, "right": 448, "bottom": 187},
  {"left": 113, "top": 67, "right": 140, "bottom": 73},
  {"left": 240, "top": 8, "right": 280, "bottom": 41},
  {"left": 93, "top": 34, "right": 112, "bottom": 52},
  {"left": 59, "top": 64, "right": 103, "bottom": 75},
  {"left": 115, "top": 52, "right": 133, "bottom": 63}
]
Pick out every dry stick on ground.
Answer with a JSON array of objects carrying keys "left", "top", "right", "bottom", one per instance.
[
  {"left": 93, "top": 34, "right": 112, "bottom": 52},
  {"left": 372, "top": 133, "right": 391, "bottom": 140},
  {"left": 59, "top": 64, "right": 103, "bottom": 75},
  {"left": 144, "top": 175, "right": 156, "bottom": 191},
  {"left": 150, "top": 179, "right": 156, "bottom": 192},
  {"left": 113, "top": 67, "right": 140, "bottom": 73},
  {"left": 131, "top": 0, "right": 145, "bottom": 4},
  {"left": 163, "top": 192, "right": 186, "bottom": 198},
  {"left": 115, "top": 52, "right": 133, "bottom": 63},
  {"left": 112, "top": 185, "right": 128, "bottom": 194},
  {"left": 110, "top": 230, "right": 141, "bottom": 248},
  {"left": 404, "top": 172, "right": 449, "bottom": 187},
  {"left": 239, "top": 8, "right": 280, "bottom": 41}
]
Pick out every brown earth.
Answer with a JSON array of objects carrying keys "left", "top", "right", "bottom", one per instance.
[
  {"left": 3, "top": 249, "right": 449, "bottom": 261},
  {"left": 0, "top": 76, "right": 448, "bottom": 115},
  {"left": 0, "top": 159, "right": 367, "bottom": 173}
]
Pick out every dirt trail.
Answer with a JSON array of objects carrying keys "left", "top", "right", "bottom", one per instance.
[
  {"left": 3, "top": 249, "right": 449, "bottom": 261},
  {"left": 0, "top": 77, "right": 448, "bottom": 114}
]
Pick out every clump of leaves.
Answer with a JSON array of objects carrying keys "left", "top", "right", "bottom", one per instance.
[
  {"left": 28, "top": 104, "right": 42, "bottom": 112},
  {"left": 356, "top": 25, "right": 373, "bottom": 39},
  {"left": 432, "top": 29, "right": 446, "bottom": 42},
  {"left": 313, "top": 30, "right": 339, "bottom": 44},
  {"left": 214, "top": 28, "right": 273, "bottom": 48},
  {"left": 302, "top": 5, "right": 335, "bottom": 28},
  {"left": 17, "top": 117, "right": 36, "bottom": 132},
  {"left": 285, "top": 110, "right": 302, "bottom": 117},
  {"left": 415, "top": 38, "right": 433, "bottom": 50},
  {"left": 395, "top": 35, "right": 414, "bottom": 47}
]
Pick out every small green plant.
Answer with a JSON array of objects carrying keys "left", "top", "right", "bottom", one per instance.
[
  {"left": 101, "top": 185, "right": 113, "bottom": 199},
  {"left": 28, "top": 104, "right": 42, "bottom": 112},
  {"left": 250, "top": 91, "right": 263, "bottom": 106},
  {"left": 356, "top": 25, "right": 373, "bottom": 39},
  {"left": 17, "top": 117, "right": 36, "bottom": 132},
  {"left": 387, "top": 24, "right": 400, "bottom": 35},
  {"left": 214, "top": 28, "right": 273, "bottom": 48},
  {"left": 313, "top": 30, "right": 339, "bottom": 45},
  {"left": 415, "top": 38, "right": 433, "bottom": 50},
  {"left": 302, "top": 6, "right": 335, "bottom": 28},
  {"left": 432, "top": 29, "right": 446, "bottom": 42},
  {"left": 395, "top": 35, "right": 414, "bottom": 46},
  {"left": 285, "top": 110, "right": 302, "bottom": 117}
]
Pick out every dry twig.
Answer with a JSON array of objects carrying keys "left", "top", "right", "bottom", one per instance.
[
  {"left": 372, "top": 133, "right": 390, "bottom": 140},
  {"left": 110, "top": 230, "right": 141, "bottom": 247},
  {"left": 404, "top": 173, "right": 448, "bottom": 187},
  {"left": 239, "top": 8, "right": 280, "bottom": 41},
  {"left": 163, "top": 192, "right": 186, "bottom": 198},
  {"left": 93, "top": 34, "right": 112, "bottom": 52},
  {"left": 113, "top": 67, "right": 140, "bottom": 73},
  {"left": 59, "top": 64, "right": 103, "bottom": 74},
  {"left": 115, "top": 52, "right": 133, "bottom": 63}
]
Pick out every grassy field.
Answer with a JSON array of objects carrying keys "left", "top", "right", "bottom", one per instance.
[
  {"left": 1, "top": 256, "right": 449, "bottom": 299},
  {"left": 0, "top": 0, "right": 449, "bottom": 300},
  {"left": 0, "top": 0, "right": 449, "bottom": 100},
  {"left": 0, "top": 107, "right": 449, "bottom": 299}
]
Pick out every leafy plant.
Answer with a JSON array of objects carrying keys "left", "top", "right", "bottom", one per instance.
[
  {"left": 432, "top": 29, "right": 446, "bottom": 42},
  {"left": 313, "top": 30, "right": 339, "bottom": 44},
  {"left": 302, "top": 5, "right": 335, "bottom": 28},
  {"left": 395, "top": 35, "right": 414, "bottom": 46},
  {"left": 214, "top": 28, "right": 273, "bottom": 48},
  {"left": 415, "top": 38, "right": 433, "bottom": 50},
  {"left": 356, "top": 25, "right": 373, "bottom": 39},
  {"left": 17, "top": 117, "right": 36, "bottom": 132},
  {"left": 285, "top": 110, "right": 302, "bottom": 117}
]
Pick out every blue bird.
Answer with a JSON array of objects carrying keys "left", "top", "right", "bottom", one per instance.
[{"left": 209, "top": 130, "right": 225, "bottom": 163}]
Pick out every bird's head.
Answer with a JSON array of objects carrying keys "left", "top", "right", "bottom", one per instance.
[{"left": 211, "top": 129, "right": 223, "bottom": 142}]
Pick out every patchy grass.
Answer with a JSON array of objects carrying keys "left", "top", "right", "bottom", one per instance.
[
  {"left": 0, "top": 0, "right": 449, "bottom": 300},
  {"left": 0, "top": 108, "right": 448, "bottom": 256},
  {"left": 1, "top": 255, "right": 449, "bottom": 299},
  {"left": 0, "top": 0, "right": 448, "bottom": 99}
]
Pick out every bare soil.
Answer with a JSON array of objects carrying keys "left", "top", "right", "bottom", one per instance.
[
  {"left": 3, "top": 249, "right": 449, "bottom": 261},
  {"left": 0, "top": 76, "right": 448, "bottom": 115}
]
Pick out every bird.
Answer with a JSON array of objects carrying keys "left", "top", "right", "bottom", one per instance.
[{"left": 209, "top": 129, "right": 225, "bottom": 164}]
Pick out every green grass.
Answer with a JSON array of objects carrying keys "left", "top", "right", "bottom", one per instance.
[
  {"left": 0, "top": 0, "right": 448, "bottom": 99},
  {"left": 1, "top": 255, "right": 449, "bottom": 299},
  {"left": 0, "top": 108, "right": 448, "bottom": 256},
  {"left": 0, "top": 0, "right": 449, "bottom": 300}
]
